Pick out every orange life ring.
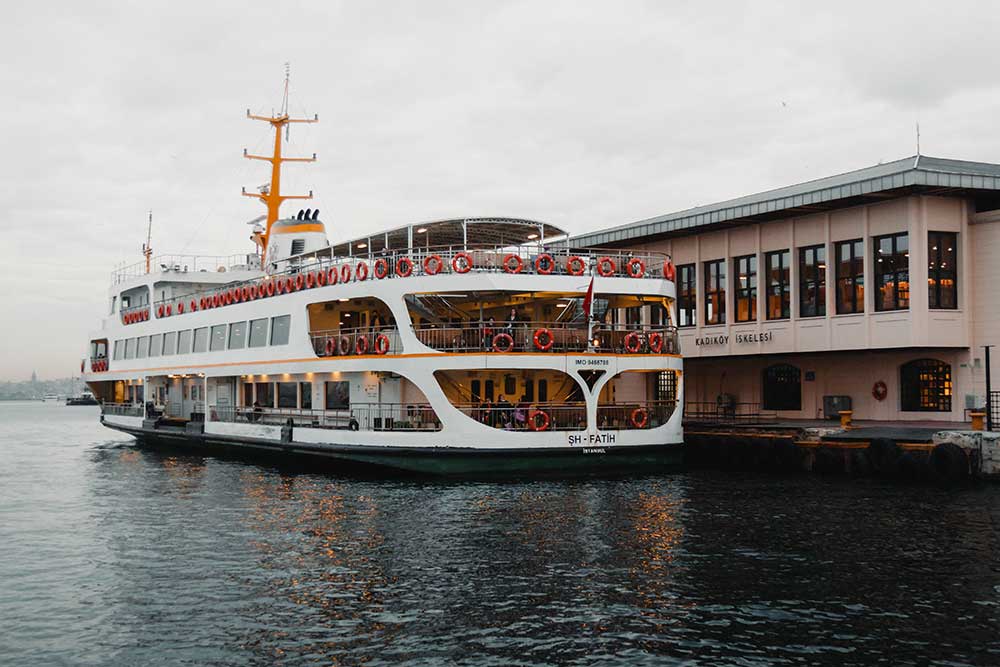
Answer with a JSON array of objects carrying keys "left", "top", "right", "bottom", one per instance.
[
  {"left": 528, "top": 410, "right": 551, "bottom": 432},
  {"left": 424, "top": 255, "right": 444, "bottom": 275},
  {"left": 625, "top": 257, "right": 645, "bottom": 278},
  {"left": 648, "top": 332, "right": 664, "bottom": 353},
  {"left": 630, "top": 408, "right": 649, "bottom": 429},
  {"left": 266, "top": 281, "right": 276, "bottom": 297},
  {"left": 373, "top": 258, "right": 389, "bottom": 279},
  {"left": 327, "top": 267, "right": 339, "bottom": 285},
  {"left": 374, "top": 333, "right": 390, "bottom": 355},
  {"left": 316, "top": 269, "right": 327, "bottom": 287},
  {"left": 233, "top": 289, "right": 242, "bottom": 303},
  {"left": 597, "top": 257, "right": 617, "bottom": 277},
  {"left": 282, "top": 278, "right": 292, "bottom": 293},
  {"left": 249, "top": 285, "right": 258, "bottom": 300},
  {"left": 325, "top": 338, "right": 336, "bottom": 356},
  {"left": 533, "top": 327, "right": 554, "bottom": 351},
  {"left": 355, "top": 336, "right": 369, "bottom": 355},
  {"left": 243, "top": 286, "right": 251, "bottom": 300},
  {"left": 872, "top": 381, "right": 888, "bottom": 401},
  {"left": 534, "top": 253, "right": 555, "bottom": 275},
  {"left": 338, "top": 336, "right": 351, "bottom": 356},
  {"left": 624, "top": 331, "right": 642, "bottom": 353},
  {"left": 341, "top": 264, "right": 352, "bottom": 283},
  {"left": 663, "top": 260, "right": 676, "bottom": 281},
  {"left": 492, "top": 332, "right": 515, "bottom": 352},
  {"left": 502, "top": 253, "right": 524, "bottom": 274},
  {"left": 157, "top": 305, "right": 164, "bottom": 318},
  {"left": 294, "top": 274, "right": 305, "bottom": 291},
  {"left": 566, "top": 255, "right": 586, "bottom": 276},
  {"left": 396, "top": 257, "right": 414, "bottom": 277},
  {"left": 452, "top": 252, "right": 473, "bottom": 274},
  {"left": 355, "top": 262, "right": 369, "bottom": 281},
  {"left": 305, "top": 272, "right": 315, "bottom": 289}
]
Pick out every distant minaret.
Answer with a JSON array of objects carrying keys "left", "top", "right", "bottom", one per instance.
[{"left": 31, "top": 370, "right": 37, "bottom": 384}]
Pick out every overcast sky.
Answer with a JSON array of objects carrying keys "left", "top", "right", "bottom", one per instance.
[{"left": 2, "top": 0, "right": 999, "bottom": 380}]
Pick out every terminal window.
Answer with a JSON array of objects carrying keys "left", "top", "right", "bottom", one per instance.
[
  {"left": 835, "top": 239, "right": 864, "bottom": 314},
  {"left": 676, "top": 264, "right": 696, "bottom": 327},
  {"left": 765, "top": 250, "right": 790, "bottom": 320},
  {"left": 900, "top": 359, "right": 952, "bottom": 412},
  {"left": 928, "top": 231, "right": 957, "bottom": 309},
  {"left": 734, "top": 255, "right": 757, "bottom": 322},
  {"left": 799, "top": 245, "right": 826, "bottom": 317},
  {"left": 704, "top": 259, "right": 726, "bottom": 325},
  {"left": 874, "top": 233, "right": 909, "bottom": 311}
]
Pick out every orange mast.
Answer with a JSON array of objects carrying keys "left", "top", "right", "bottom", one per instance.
[{"left": 242, "top": 68, "right": 318, "bottom": 267}]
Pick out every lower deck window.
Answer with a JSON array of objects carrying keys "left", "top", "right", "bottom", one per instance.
[
  {"left": 277, "top": 382, "right": 297, "bottom": 408},
  {"left": 325, "top": 381, "right": 349, "bottom": 410}
]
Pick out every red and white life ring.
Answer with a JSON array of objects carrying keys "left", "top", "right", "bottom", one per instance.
[
  {"left": 625, "top": 257, "right": 645, "bottom": 278},
  {"left": 305, "top": 272, "right": 315, "bottom": 289},
  {"left": 177, "top": 302, "right": 185, "bottom": 314},
  {"left": 452, "top": 252, "right": 473, "bottom": 274},
  {"left": 872, "top": 381, "right": 888, "bottom": 401},
  {"left": 502, "top": 253, "right": 524, "bottom": 274},
  {"left": 624, "top": 331, "right": 642, "bottom": 353},
  {"left": 190, "top": 300, "right": 197, "bottom": 312},
  {"left": 355, "top": 262, "right": 369, "bottom": 281},
  {"left": 533, "top": 327, "right": 554, "bottom": 351},
  {"left": 423, "top": 255, "right": 444, "bottom": 275},
  {"left": 492, "top": 332, "right": 515, "bottom": 352},
  {"left": 325, "top": 338, "right": 336, "bottom": 356},
  {"left": 528, "top": 410, "right": 550, "bottom": 432},
  {"left": 266, "top": 280, "right": 277, "bottom": 297},
  {"left": 327, "top": 267, "right": 339, "bottom": 285},
  {"left": 373, "top": 258, "right": 389, "bottom": 279},
  {"left": 338, "top": 336, "right": 351, "bottom": 356},
  {"left": 374, "top": 334, "right": 390, "bottom": 355},
  {"left": 355, "top": 336, "right": 369, "bottom": 355},
  {"left": 534, "top": 253, "right": 555, "bottom": 275},
  {"left": 648, "top": 332, "right": 664, "bottom": 353},
  {"left": 597, "top": 257, "right": 617, "bottom": 277},
  {"left": 630, "top": 408, "right": 649, "bottom": 429},
  {"left": 396, "top": 257, "right": 414, "bottom": 277},
  {"left": 157, "top": 305, "right": 164, "bottom": 318},
  {"left": 316, "top": 269, "right": 327, "bottom": 286},
  {"left": 663, "top": 260, "right": 676, "bottom": 281},
  {"left": 294, "top": 274, "right": 305, "bottom": 291},
  {"left": 566, "top": 255, "right": 586, "bottom": 276}
]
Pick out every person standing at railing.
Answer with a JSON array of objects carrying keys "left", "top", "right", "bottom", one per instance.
[
  {"left": 496, "top": 394, "right": 512, "bottom": 428},
  {"left": 481, "top": 317, "right": 496, "bottom": 350}
]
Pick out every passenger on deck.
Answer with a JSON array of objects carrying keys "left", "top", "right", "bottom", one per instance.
[
  {"left": 496, "top": 394, "right": 512, "bottom": 428},
  {"left": 482, "top": 317, "right": 496, "bottom": 349},
  {"left": 251, "top": 400, "right": 263, "bottom": 423},
  {"left": 505, "top": 308, "right": 519, "bottom": 330}
]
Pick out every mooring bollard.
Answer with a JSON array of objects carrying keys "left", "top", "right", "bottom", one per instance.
[
  {"left": 839, "top": 410, "right": 853, "bottom": 429},
  {"left": 970, "top": 411, "right": 985, "bottom": 431}
]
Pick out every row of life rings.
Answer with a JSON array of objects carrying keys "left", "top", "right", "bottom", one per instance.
[
  {"left": 122, "top": 309, "right": 149, "bottom": 324},
  {"left": 323, "top": 334, "right": 392, "bottom": 356},
  {"left": 90, "top": 359, "right": 108, "bottom": 372}
]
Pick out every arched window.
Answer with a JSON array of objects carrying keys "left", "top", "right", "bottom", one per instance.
[
  {"left": 762, "top": 364, "right": 801, "bottom": 410},
  {"left": 900, "top": 359, "right": 952, "bottom": 412}
]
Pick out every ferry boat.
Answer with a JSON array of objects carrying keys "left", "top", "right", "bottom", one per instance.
[{"left": 81, "top": 86, "right": 684, "bottom": 475}]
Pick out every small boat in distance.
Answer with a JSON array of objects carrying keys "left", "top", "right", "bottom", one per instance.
[
  {"left": 66, "top": 390, "right": 99, "bottom": 406},
  {"left": 80, "top": 80, "right": 684, "bottom": 475}
]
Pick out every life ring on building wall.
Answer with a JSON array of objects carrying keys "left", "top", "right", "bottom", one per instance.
[
  {"left": 566, "top": 256, "right": 586, "bottom": 276},
  {"left": 630, "top": 408, "right": 649, "bottom": 429},
  {"left": 338, "top": 336, "right": 351, "bottom": 356},
  {"left": 872, "top": 381, "right": 888, "bottom": 401},
  {"left": 424, "top": 255, "right": 444, "bottom": 275},
  {"left": 625, "top": 257, "right": 645, "bottom": 278},
  {"left": 533, "top": 327, "right": 554, "bottom": 351},
  {"left": 624, "top": 331, "right": 642, "bottom": 353},
  {"left": 452, "top": 252, "right": 473, "bottom": 274},
  {"left": 502, "top": 253, "right": 524, "bottom": 274},
  {"left": 492, "top": 332, "right": 515, "bottom": 353},
  {"left": 648, "top": 332, "right": 664, "bottom": 353},
  {"left": 374, "top": 334, "right": 390, "bottom": 355},
  {"left": 355, "top": 336, "right": 370, "bottom": 355},
  {"left": 663, "top": 260, "right": 676, "bottom": 281},
  {"left": 597, "top": 257, "right": 617, "bottom": 277},
  {"left": 325, "top": 338, "right": 336, "bottom": 356},
  {"left": 355, "top": 262, "right": 369, "bottom": 281},
  {"left": 534, "top": 253, "right": 555, "bottom": 275},
  {"left": 373, "top": 258, "right": 389, "bottom": 279},
  {"left": 396, "top": 257, "right": 414, "bottom": 277},
  {"left": 528, "top": 409, "right": 551, "bottom": 431}
]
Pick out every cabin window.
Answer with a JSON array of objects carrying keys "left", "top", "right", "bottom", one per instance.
[
  {"left": 243, "top": 383, "right": 253, "bottom": 407},
  {"left": 300, "top": 382, "right": 312, "bottom": 409},
  {"left": 277, "top": 382, "right": 297, "bottom": 408},
  {"left": 900, "top": 359, "right": 952, "bottom": 412},
  {"left": 835, "top": 239, "right": 864, "bottom": 314},
  {"left": 113, "top": 340, "right": 122, "bottom": 360},
  {"left": 192, "top": 327, "right": 209, "bottom": 353},
  {"left": 677, "top": 264, "right": 696, "bottom": 327},
  {"left": 136, "top": 336, "right": 149, "bottom": 359},
  {"left": 765, "top": 250, "right": 790, "bottom": 320},
  {"left": 176, "top": 330, "right": 191, "bottom": 355},
  {"left": 704, "top": 259, "right": 726, "bottom": 325},
  {"left": 255, "top": 382, "right": 274, "bottom": 408},
  {"left": 210, "top": 325, "right": 227, "bottom": 351},
  {"left": 149, "top": 334, "right": 162, "bottom": 357},
  {"left": 325, "top": 381, "right": 350, "bottom": 410},
  {"left": 163, "top": 331, "right": 178, "bottom": 355},
  {"left": 874, "top": 233, "right": 909, "bottom": 311},
  {"left": 504, "top": 374, "right": 517, "bottom": 396},
  {"left": 249, "top": 318, "right": 268, "bottom": 348},
  {"left": 523, "top": 379, "right": 534, "bottom": 402},
  {"left": 655, "top": 371, "right": 678, "bottom": 403},
  {"left": 270, "top": 315, "right": 291, "bottom": 346},
  {"left": 734, "top": 254, "right": 757, "bottom": 322},
  {"left": 228, "top": 321, "right": 247, "bottom": 349},
  {"left": 762, "top": 364, "right": 801, "bottom": 410},
  {"left": 799, "top": 245, "right": 826, "bottom": 318},
  {"left": 470, "top": 379, "right": 481, "bottom": 402},
  {"left": 484, "top": 379, "right": 495, "bottom": 401},
  {"left": 125, "top": 338, "right": 136, "bottom": 359},
  {"left": 928, "top": 231, "right": 957, "bottom": 309},
  {"left": 538, "top": 379, "right": 548, "bottom": 402}
]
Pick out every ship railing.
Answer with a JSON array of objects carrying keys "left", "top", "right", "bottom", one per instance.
[
  {"left": 101, "top": 402, "right": 144, "bottom": 417},
  {"left": 210, "top": 403, "right": 442, "bottom": 431},
  {"left": 111, "top": 253, "right": 258, "bottom": 286},
  {"left": 596, "top": 400, "right": 678, "bottom": 430},
  {"left": 451, "top": 401, "right": 587, "bottom": 431},
  {"left": 683, "top": 402, "right": 777, "bottom": 424},
  {"left": 413, "top": 322, "right": 679, "bottom": 354},
  {"left": 309, "top": 327, "right": 403, "bottom": 356},
  {"left": 143, "top": 244, "right": 674, "bottom": 319}
]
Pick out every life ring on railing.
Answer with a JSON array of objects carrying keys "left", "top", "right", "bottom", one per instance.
[
  {"left": 872, "top": 381, "right": 888, "bottom": 402},
  {"left": 492, "top": 332, "right": 515, "bottom": 352},
  {"left": 626, "top": 257, "right": 645, "bottom": 278},
  {"left": 374, "top": 333, "right": 390, "bottom": 355},
  {"left": 199, "top": 297, "right": 207, "bottom": 310},
  {"left": 355, "top": 336, "right": 369, "bottom": 355},
  {"left": 624, "top": 331, "right": 642, "bottom": 353},
  {"left": 224, "top": 290, "right": 233, "bottom": 305},
  {"left": 535, "top": 253, "right": 555, "bottom": 275},
  {"left": 338, "top": 335, "right": 351, "bottom": 356},
  {"left": 316, "top": 269, "right": 327, "bottom": 287},
  {"left": 283, "top": 277, "right": 293, "bottom": 293},
  {"left": 373, "top": 258, "right": 388, "bottom": 279},
  {"left": 165, "top": 304, "right": 172, "bottom": 316},
  {"left": 294, "top": 274, "right": 305, "bottom": 291},
  {"left": 648, "top": 332, "right": 664, "bottom": 353},
  {"left": 325, "top": 338, "right": 336, "bottom": 356},
  {"left": 266, "top": 280, "right": 276, "bottom": 297},
  {"left": 243, "top": 286, "right": 252, "bottom": 300},
  {"left": 177, "top": 302, "right": 185, "bottom": 314},
  {"left": 157, "top": 305, "right": 164, "bottom": 318},
  {"left": 145, "top": 309, "right": 150, "bottom": 320},
  {"left": 190, "top": 300, "right": 197, "bottom": 312},
  {"left": 501, "top": 253, "right": 524, "bottom": 274},
  {"left": 566, "top": 255, "right": 586, "bottom": 276},
  {"left": 233, "top": 288, "right": 242, "bottom": 303},
  {"left": 396, "top": 257, "right": 414, "bottom": 277},
  {"left": 630, "top": 408, "right": 649, "bottom": 429},
  {"left": 356, "top": 262, "right": 369, "bottom": 281},
  {"left": 423, "top": 255, "right": 444, "bottom": 275},
  {"left": 305, "top": 272, "right": 315, "bottom": 289},
  {"left": 663, "top": 260, "right": 676, "bottom": 281},
  {"left": 528, "top": 409, "right": 551, "bottom": 432},
  {"left": 597, "top": 256, "right": 617, "bottom": 277},
  {"left": 341, "top": 264, "right": 352, "bottom": 283},
  {"left": 249, "top": 285, "right": 258, "bottom": 300},
  {"left": 327, "top": 267, "right": 339, "bottom": 285},
  {"left": 452, "top": 252, "right": 473, "bottom": 274},
  {"left": 533, "top": 327, "right": 554, "bottom": 351}
]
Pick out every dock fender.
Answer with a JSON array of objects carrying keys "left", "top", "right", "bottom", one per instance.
[
  {"left": 868, "top": 438, "right": 901, "bottom": 476},
  {"left": 929, "top": 442, "right": 969, "bottom": 484}
]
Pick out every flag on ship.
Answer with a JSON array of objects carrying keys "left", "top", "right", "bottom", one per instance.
[{"left": 583, "top": 277, "right": 595, "bottom": 319}]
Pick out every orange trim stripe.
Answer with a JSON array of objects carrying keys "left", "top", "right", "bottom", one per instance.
[{"left": 271, "top": 223, "right": 325, "bottom": 234}]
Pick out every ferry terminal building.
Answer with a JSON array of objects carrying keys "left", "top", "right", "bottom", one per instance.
[{"left": 570, "top": 155, "right": 1000, "bottom": 423}]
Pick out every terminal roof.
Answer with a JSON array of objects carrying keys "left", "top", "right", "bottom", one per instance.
[
  {"left": 568, "top": 155, "right": 1000, "bottom": 248},
  {"left": 332, "top": 217, "right": 566, "bottom": 256}
]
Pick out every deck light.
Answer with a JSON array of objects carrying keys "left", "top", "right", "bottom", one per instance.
[
  {"left": 416, "top": 227, "right": 427, "bottom": 234},
  {"left": 527, "top": 233, "right": 538, "bottom": 240},
  {"left": 357, "top": 243, "right": 367, "bottom": 249}
]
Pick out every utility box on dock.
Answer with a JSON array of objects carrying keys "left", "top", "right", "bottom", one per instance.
[{"left": 823, "top": 395, "right": 852, "bottom": 420}]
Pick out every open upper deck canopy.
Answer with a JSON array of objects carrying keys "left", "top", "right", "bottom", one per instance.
[{"left": 330, "top": 217, "right": 567, "bottom": 257}]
